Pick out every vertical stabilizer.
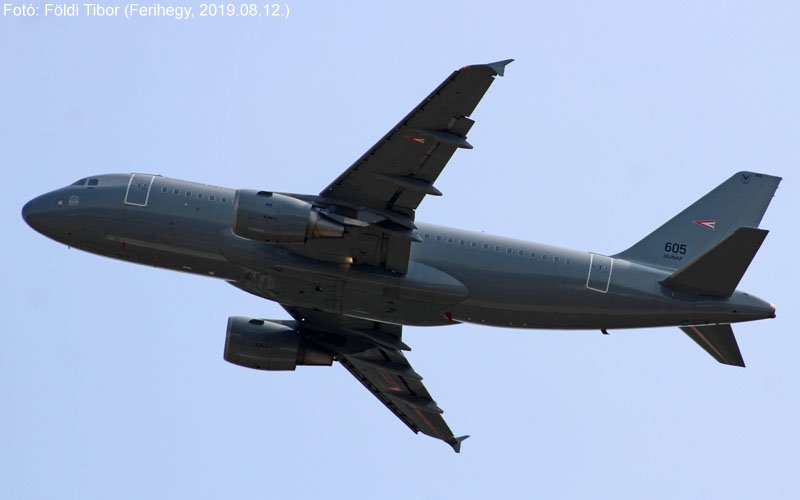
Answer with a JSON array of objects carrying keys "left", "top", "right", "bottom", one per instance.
[{"left": 614, "top": 172, "right": 780, "bottom": 269}]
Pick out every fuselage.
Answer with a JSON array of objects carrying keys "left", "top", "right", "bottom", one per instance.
[{"left": 22, "top": 173, "right": 775, "bottom": 330}]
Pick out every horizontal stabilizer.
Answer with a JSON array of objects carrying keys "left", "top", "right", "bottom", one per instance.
[
  {"left": 680, "top": 324, "right": 745, "bottom": 367},
  {"left": 661, "top": 227, "right": 768, "bottom": 297}
]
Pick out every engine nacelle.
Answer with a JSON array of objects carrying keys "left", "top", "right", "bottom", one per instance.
[
  {"left": 232, "top": 190, "right": 344, "bottom": 244},
  {"left": 224, "top": 316, "right": 333, "bottom": 371}
]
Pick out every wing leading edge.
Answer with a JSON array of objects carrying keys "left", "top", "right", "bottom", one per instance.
[{"left": 282, "top": 306, "right": 467, "bottom": 452}]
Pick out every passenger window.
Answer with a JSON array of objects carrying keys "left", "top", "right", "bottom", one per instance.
[
  {"left": 471, "top": 242, "right": 477, "bottom": 247},
  {"left": 161, "top": 187, "right": 167, "bottom": 193},
  {"left": 530, "top": 252, "right": 536, "bottom": 258},
  {"left": 209, "top": 195, "right": 216, "bottom": 201},
  {"left": 447, "top": 237, "right": 453, "bottom": 243},
  {"left": 174, "top": 188, "right": 180, "bottom": 195},
  {"left": 483, "top": 243, "right": 489, "bottom": 250},
  {"left": 424, "top": 234, "right": 430, "bottom": 239},
  {"left": 186, "top": 191, "right": 191, "bottom": 197},
  {"left": 88, "top": 178, "right": 99, "bottom": 186},
  {"left": 197, "top": 193, "right": 204, "bottom": 199},
  {"left": 542, "top": 254, "right": 548, "bottom": 260},
  {"left": 436, "top": 235, "right": 442, "bottom": 241},
  {"left": 566, "top": 258, "right": 572, "bottom": 265},
  {"left": 494, "top": 245, "right": 500, "bottom": 252},
  {"left": 459, "top": 239, "right": 465, "bottom": 245},
  {"left": 221, "top": 197, "right": 227, "bottom": 203},
  {"left": 506, "top": 248, "right": 513, "bottom": 254},
  {"left": 554, "top": 256, "right": 560, "bottom": 263},
  {"left": 518, "top": 250, "right": 525, "bottom": 256}
]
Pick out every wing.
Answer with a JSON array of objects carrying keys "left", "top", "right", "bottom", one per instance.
[
  {"left": 300, "top": 59, "right": 511, "bottom": 274},
  {"left": 283, "top": 305, "right": 468, "bottom": 452},
  {"left": 320, "top": 59, "right": 513, "bottom": 219}
]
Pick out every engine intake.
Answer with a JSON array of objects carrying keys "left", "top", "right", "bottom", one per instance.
[
  {"left": 232, "top": 190, "right": 344, "bottom": 244},
  {"left": 224, "top": 316, "right": 333, "bottom": 371}
]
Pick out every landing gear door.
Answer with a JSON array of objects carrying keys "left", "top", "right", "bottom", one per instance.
[
  {"left": 125, "top": 174, "right": 154, "bottom": 207},
  {"left": 586, "top": 254, "right": 613, "bottom": 293}
]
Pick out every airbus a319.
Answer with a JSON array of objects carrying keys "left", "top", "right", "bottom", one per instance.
[{"left": 22, "top": 60, "right": 780, "bottom": 452}]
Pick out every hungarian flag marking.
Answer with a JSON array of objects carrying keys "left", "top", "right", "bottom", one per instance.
[
  {"left": 405, "top": 135, "right": 426, "bottom": 144},
  {"left": 693, "top": 219, "right": 716, "bottom": 231}
]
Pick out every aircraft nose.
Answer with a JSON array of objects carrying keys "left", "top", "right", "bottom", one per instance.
[{"left": 22, "top": 193, "right": 57, "bottom": 234}]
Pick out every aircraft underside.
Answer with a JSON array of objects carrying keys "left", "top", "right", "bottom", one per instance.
[{"left": 22, "top": 59, "right": 780, "bottom": 451}]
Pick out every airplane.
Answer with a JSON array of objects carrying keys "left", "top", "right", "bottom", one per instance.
[{"left": 21, "top": 59, "right": 781, "bottom": 453}]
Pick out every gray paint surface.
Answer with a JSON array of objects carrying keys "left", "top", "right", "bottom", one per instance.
[
  {"left": 7, "top": 4, "right": 800, "bottom": 498},
  {"left": 20, "top": 61, "right": 780, "bottom": 450}
]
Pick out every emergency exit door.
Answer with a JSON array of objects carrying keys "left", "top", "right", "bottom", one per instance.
[
  {"left": 586, "top": 254, "right": 613, "bottom": 293},
  {"left": 124, "top": 174, "right": 154, "bottom": 207}
]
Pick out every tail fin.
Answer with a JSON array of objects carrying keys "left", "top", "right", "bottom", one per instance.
[{"left": 614, "top": 172, "right": 781, "bottom": 269}]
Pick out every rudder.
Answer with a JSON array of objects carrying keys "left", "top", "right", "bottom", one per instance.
[{"left": 614, "top": 171, "right": 781, "bottom": 269}]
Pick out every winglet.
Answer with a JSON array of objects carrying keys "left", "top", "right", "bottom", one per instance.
[
  {"left": 448, "top": 435, "right": 470, "bottom": 453},
  {"left": 485, "top": 59, "right": 514, "bottom": 76}
]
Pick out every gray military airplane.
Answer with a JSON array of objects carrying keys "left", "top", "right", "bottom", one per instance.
[{"left": 22, "top": 60, "right": 780, "bottom": 452}]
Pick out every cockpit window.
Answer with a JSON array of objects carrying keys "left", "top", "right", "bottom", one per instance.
[
  {"left": 72, "top": 179, "right": 87, "bottom": 186},
  {"left": 88, "top": 178, "right": 99, "bottom": 186}
]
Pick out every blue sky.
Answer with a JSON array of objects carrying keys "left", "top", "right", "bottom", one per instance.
[{"left": 2, "top": 2, "right": 799, "bottom": 498}]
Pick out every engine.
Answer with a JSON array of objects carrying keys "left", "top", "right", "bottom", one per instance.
[
  {"left": 232, "top": 190, "right": 344, "bottom": 244},
  {"left": 224, "top": 316, "right": 333, "bottom": 371}
]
